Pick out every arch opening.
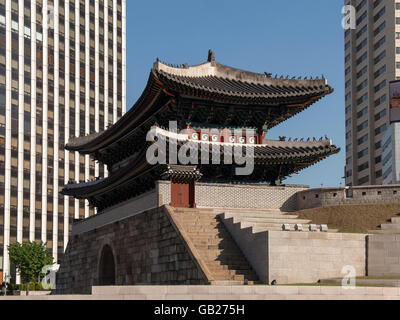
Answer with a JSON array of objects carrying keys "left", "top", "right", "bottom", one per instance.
[{"left": 98, "top": 245, "right": 116, "bottom": 286}]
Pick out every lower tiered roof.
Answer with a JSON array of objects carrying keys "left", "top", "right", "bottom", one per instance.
[{"left": 62, "top": 127, "right": 340, "bottom": 211}]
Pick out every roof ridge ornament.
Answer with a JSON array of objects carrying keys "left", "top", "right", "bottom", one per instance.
[{"left": 208, "top": 49, "right": 215, "bottom": 63}]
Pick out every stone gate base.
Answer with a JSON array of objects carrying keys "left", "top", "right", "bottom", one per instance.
[{"left": 55, "top": 207, "right": 208, "bottom": 294}]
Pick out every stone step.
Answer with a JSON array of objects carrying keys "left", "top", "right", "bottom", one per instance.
[
  {"left": 251, "top": 226, "right": 337, "bottom": 233},
  {"left": 187, "top": 233, "right": 228, "bottom": 242},
  {"left": 187, "top": 231, "right": 231, "bottom": 237},
  {"left": 187, "top": 235, "right": 229, "bottom": 241},
  {"left": 381, "top": 224, "right": 400, "bottom": 231},
  {"left": 177, "top": 219, "right": 220, "bottom": 224},
  {"left": 212, "top": 274, "right": 258, "bottom": 281},
  {"left": 209, "top": 280, "right": 258, "bottom": 285},
  {"left": 196, "top": 248, "right": 247, "bottom": 256},
  {"left": 181, "top": 221, "right": 220, "bottom": 226},
  {"left": 198, "top": 256, "right": 250, "bottom": 264},
  {"left": 230, "top": 217, "right": 310, "bottom": 224},
  {"left": 241, "top": 222, "right": 316, "bottom": 230},
  {"left": 218, "top": 208, "right": 288, "bottom": 213},
  {"left": 238, "top": 218, "right": 311, "bottom": 226},
  {"left": 192, "top": 239, "right": 228, "bottom": 246},
  {"left": 206, "top": 263, "right": 253, "bottom": 271},
  {"left": 193, "top": 243, "right": 242, "bottom": 250},
  {"left": 175, "top": 213, "right": 219, "bottom": 217},
  {"left": 175, "top": 218, "right": 219, "bottom": 224},
  {"left": 178, "top": 218, "right": 219, "bottom": 222},
  {"left": 368, "top": 229, "right": 400, "bottom": 234},
  {"left": 198, "top": 255, "right": 249, "bottom": 263},
  {"left": 177, "top": 215, "right": 219, "bottom": 220},
  {"left": 193, "top": 240, "right": 236, "bottom": 247},
  {"left": 210, "top": 269, "right": 257, "bottom": 277},
  {"left": 174, "top": 209, "right": 221, "bottom": 215},
  {"left": 176, "top": 213, "right": 218, "bottom": 220},
  {"left": 391, "top": 217, "right": 400, "bottom": 224},
  {"left": 185, "top": 227, "right": 226, "bottom": 233},
  {"left": 202, "top": 260, "right": 255, "bottom": 270},
  {"left": 224, "top": 213, "right": 299, "bottom": 219},
  {"left": 252, "top": 226, "right": 284, "bottom": 232}
]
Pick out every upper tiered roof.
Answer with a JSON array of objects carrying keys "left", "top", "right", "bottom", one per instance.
[
  {"left": 66, "top": 51, "right": 333, "bottom": 156},
  {"left": 154, "top": 57, "right": 332, "bottom": 102}
]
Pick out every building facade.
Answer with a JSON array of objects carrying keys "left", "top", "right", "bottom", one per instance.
[
  {"left": 0, "top": 0, "right": 126, "bottom": 283},
  {"left": 381, "top": 122, "right": 400, "bottom": 184},
  {"left": 344, "top": 0, "right": 400, "bottom": 186}
]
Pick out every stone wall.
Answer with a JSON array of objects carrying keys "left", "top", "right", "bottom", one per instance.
[
  {"left": 221, "top": 215, "right": 367, "bottom": 285},
  {"left": 297, "top": 185, "right": 400, "bottom": 210},
  {"left": 72, "top": 190, "right": 158, "bottom": 236},
  {"left": 88, "top": 183, "right": 400, "bottom": 218},
  {"left": 268, "top": 231, "right": 366, "bottom": 284},
  {"left": 55, "top": 207, "right": 207, "bottom": 294},
  {"left": 158, "top": 181, "right": 308, "bottom": 212},
  {"left": 367, "top": 234, "right": 400, "bottom": 277}
]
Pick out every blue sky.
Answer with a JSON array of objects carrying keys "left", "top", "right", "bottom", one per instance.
[{"left": 126, "top": 0, "right": 345, "bottom": 188}]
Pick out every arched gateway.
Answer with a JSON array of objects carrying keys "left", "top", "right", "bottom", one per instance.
[{"left": 98, "top": 245, "right": 116, "bottom": 286}]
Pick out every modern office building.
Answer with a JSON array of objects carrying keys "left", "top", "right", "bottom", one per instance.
[
  {"left": 0, "top": 0, "right": 126, "bottom": 283},
  {"left": 382, "top": 122, "right": 400, "bottom": 184},
  {"left": 344, "top": 0, "right": 400, "bottom": 186}
]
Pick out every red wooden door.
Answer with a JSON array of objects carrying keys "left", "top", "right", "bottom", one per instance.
[{"left": 171, "top": 182, "right": 190, "bottom": 208}]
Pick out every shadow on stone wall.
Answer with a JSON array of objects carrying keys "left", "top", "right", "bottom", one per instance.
[{"left": 280, "top": 193, "right": 299, "bottom": 212}]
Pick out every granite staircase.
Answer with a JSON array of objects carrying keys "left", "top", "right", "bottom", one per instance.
[
  {"left": 219, "top": 208, "right": 338, "bottom": 233},
  {"left": 369, "top": 216, "right": 400, "bottom": 234},
  {"left": 171, "top": 208, "right": 260, "bottom": 285}
]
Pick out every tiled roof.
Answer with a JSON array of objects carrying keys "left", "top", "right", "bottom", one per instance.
[
  {"left": 154, "top": 127, "right": 340, "bottom": 163},
  {"left": 161, "top": 165, "right": 203, "bottom": 182},
  {"left": 153, "top": 60, "right": 333, "bottom": 101},
  {"left": 62, "top": 128, "right": 340, "bottom": 198}
]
